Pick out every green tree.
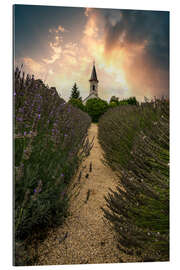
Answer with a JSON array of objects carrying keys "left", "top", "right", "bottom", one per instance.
[
  {"left": 68, "top": 98, "right": 85, "bottom": 111},
  {"left": 126, "top": 96, "right": 139, "bottom": 105},
  {"left": 119, "top": 97, "right": 139, "bottom": 106},
  {"left": 109, "top": 101, "right": 118, "bottom": 108},
  {"left": 110, "top": 96, "right": 119, "bottom": 104},
  {"left": 119, "top": 99, "right": 129, "bottom": 105},
  {"left": 85, "top": 98, "right": 108, "bottom": 122},
  {"left": 70, "top": 83, "right": 80, "bottom": 99}
]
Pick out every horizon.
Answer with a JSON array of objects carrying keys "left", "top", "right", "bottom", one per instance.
[{"left": 14, "top": 5, "right": 169, "bottom": 102}]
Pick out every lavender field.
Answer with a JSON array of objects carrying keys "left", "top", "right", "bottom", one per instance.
[
  {"left": 98, "top": 100, "right": 169, "bottom": 261},
  {"left": 12, "top": 5, "right": 170, "bottom": 266},
  {"left": 14, "top": 67, "right": 169, "bottom": 264},
  {"left": 14, "top": 67, "right": 91, "bottom": 265}
]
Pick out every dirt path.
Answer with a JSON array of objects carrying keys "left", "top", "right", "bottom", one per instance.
[{"left": 37, "top": 124, "right": 134, "bottom": 265}]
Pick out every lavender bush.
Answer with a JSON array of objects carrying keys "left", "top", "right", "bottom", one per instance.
[
  {"left": 14, "top": 66, "right": 91, "bottom": 265},
  {"left": 99, "top": 99, "right": 169, "bottom": 261}
]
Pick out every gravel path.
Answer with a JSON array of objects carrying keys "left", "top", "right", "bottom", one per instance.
[{"left": 37, "top": 123, "right": 135, "bottom": 265}]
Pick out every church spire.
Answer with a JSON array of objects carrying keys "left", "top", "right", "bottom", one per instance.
[
  {"left": 89, "top": 61, "right": 98, "bottom": 82},
  {"left": 83, "top": 62, "right": 99, "bottom": 104}
]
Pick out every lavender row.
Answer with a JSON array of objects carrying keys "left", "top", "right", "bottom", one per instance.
[
  {"left": 14, "top": 67, "right": 91, "bottom": 265},
  {"left": 98, "top": 100, "right": 169, "bottom": 262}
]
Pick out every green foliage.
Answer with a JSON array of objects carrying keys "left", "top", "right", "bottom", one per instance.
[
  {"left": 119, "top": 96, "right": 139, "bottom": 106},
  {"left": 126, "top": 96, "right": 139, "bottom": 105},
  {"left": 70, "top": 82, "right": 80, "bottom": 99},
  {"left": 15, "top": 138, "right": 25, "bottom": 166},
  {"left": 68, "top": 98, "right": 85, "bottom": 111},
  {"left": 99, "top": 104, "right": 165, "bottom": 170},
  {"left": 110, "top": 96, "right": 119, "bottom": 104},
  {"left": 14, "top": 67, "right": 91, "bottom": 265},
  {"left": 85, "top": 98, "right": 108, "bottom": 122},
  {"left": 109, "top": 101, "right": 119, "bottom": 108},
  {"left": 118, "top": 100, "right": 129, "bottom": 105},
  {"left": 99, "top": 99, "right": 169, "bottom": 261}
]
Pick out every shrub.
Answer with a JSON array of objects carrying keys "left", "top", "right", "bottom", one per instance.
[
  {"left": 68, "top": 98, "right": 85, "bottom": 111},
  {"left": 85, "top": 98, "right": 108, "bottom": 122},
  {"left": 99, "top": 103, "right": 166, "bottom": 170},
  {"left": 110, "top": 96, "right": 119, "bottom": 104},
  {"left": 99, "top": 100, "right": 169, "bottom": 261},
  {"left": 119, "top": 97, "right": 139, "bottom": 106},
  {"left": 108, "top": 101, "right": 118, "bottom": 108},
  {"left": 14, "top": 67, "right": 91, "bottom": 264},
  {"left": 126, "top": 96, "right": 139, "bottom": 105}
]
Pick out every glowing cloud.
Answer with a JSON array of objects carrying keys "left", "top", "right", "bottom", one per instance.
[
  {"left": 23, "top": 57, "right": 44, "bottom": 73},
  {"left": 49, "top": 25, "right": 68, "bottom": 33},
  {"left": 16, "top": 7, "right": 169, "bottom": 102}
]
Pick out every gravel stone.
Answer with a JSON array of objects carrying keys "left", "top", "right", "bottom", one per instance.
[{"left": 36, "top": 124, "right": 137, "bottom": 265}]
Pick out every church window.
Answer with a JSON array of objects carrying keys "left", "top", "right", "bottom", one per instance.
[{"left": 93, "top": 85, "right": 95, "bottom": 90}]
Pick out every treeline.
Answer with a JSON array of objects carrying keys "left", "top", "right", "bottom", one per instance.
[
  {"left": 68, "top": 83, "right": 139, "bottom": 122},
  {"left": 98, "top": 100, "right": 169, "bottom": 262},
  {"left": 14, "top": 68, "right": 91, "bottom": 265}
]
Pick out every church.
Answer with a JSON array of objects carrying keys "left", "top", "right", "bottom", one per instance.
[{"left": 83, "top": 62, "right": 99, "bottom": 105}]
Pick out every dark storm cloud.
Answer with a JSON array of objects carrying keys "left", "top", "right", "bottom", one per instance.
[
  {"left": 104, "top": 10, "right": 169, "bottom": 70},
  {"left": 14, "top": 4, "right": 86, "bottom": 59}
]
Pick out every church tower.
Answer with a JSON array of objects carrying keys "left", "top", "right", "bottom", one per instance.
[
  {"left": 83, "top": 62, "right": 99, "bottom": 104},
  {"left": 89, "top": 61, "right": 99, "bottom": 97}
]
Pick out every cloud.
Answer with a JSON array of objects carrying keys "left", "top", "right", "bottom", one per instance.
[
  {"left": 104, "top": 10, "right": 169, "bottom": 71},
  {"left": 57, "top": 25, "right": 66, "bottom": 32},
  {"left": 48, "top": 69, "right": 54, "bottom": 75},
  {"left": 43, "top": 38, "right": 62, "bottom": 64},
  {"left": 83, "top": 15, "right": 98, "bottom": 38},
  {"left": 84, "top": 8, "right": 91, "bottom": 17},
  {"left": 23, "top": 57, "right": 44, "bottom": 73},
  {"left": 20, "top": 57, "right": 49, "bottom": 82},
  {"left": 17, "top": 9, "right": 169, "bottom": 102},
  {"left": 49, "top": 25, "right": 68, "bottom": 33},
  {"left": 64, "top": 42, "right": 78, "bottom": 57},
  {"left": 92, "top": 9, "right": 169, "bottom": 99},
  {"left": 43, "top": 25, "right": 68, "bottom": 64}
]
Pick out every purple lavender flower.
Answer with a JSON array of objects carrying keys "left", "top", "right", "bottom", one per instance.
[
  {"left": 17, "top": 117, "right": 23, "bottom": 122},
  {"left": 19, "top": 108, "right": 24, "bottom": 113}
]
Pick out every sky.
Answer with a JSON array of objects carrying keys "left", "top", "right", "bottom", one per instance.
[{"left": 14, "top": 5, "right": 169, "bottom": 102}]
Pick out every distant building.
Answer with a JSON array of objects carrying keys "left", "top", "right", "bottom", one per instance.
[{"left": 83, "top": 62, "right": 99, "bottom": 104}]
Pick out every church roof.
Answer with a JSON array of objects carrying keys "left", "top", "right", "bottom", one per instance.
[
  {"left": 83, "top": 92, "right": 99, "bottom": 104},
  {"left": 89, "top": 64, "right": 98, "bottom": 82}
]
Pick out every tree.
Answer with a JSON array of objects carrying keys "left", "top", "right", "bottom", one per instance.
[
  {"left": 119, "top": 99, "right": 129, "bottom": 105},
  {"left": 68, "top": 98, "right": 85, "bottom": 111},
  {"left": 85, "top": 98, "right": 108, "bottom": 122},
  {"left": 70, "top": 83, "right": 80, "bottom": 99},
  {"left": 109, "top": 101, "right": 118, "bottom": 108},
  {"left": 110, "top": 96, "right": 119, "bottom": 104},
  {"left": 126, "top": 96, "right": 139, "bottom": 105},
  {"left": 119, "top": 97, "right": 139, "bottom": 106}
]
